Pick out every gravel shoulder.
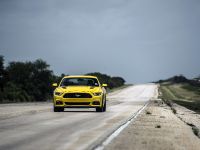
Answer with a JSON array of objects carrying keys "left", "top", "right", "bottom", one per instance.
[
  {"left": 105, "top": 99, "right": 200, "bottom": 150},
  {"left": 0, "top": 102, "right": 52, "bottom": 120},
  {"left": 172, "top": 103, "right": 200, "bottom": 138}
]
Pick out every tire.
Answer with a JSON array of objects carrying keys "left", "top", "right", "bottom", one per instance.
[
  {"left": 96, "top": 99, "right": 106, "bottom": 112},
  {"left": 103, "top": 100, "right": 106, "bottom": 112},
  {"left": 96, "top": 106, "right": 104, "bottom": 112},
  {"left": 54, "top": 106, "right": 64, "bottom": 112}
]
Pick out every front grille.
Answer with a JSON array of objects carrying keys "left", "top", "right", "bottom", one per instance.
[
  {"left": 63, "top": 93, "right": 92, "bottom": 98},
  {"left": 65, "top": 102, "right": 90, "bottom": 105}
]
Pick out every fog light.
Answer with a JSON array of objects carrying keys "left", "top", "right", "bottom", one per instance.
[
  {"left": 92, "top": 101, "right": 100, "bottom": 105},
  {"left": 56, "top": 100, "right": 63, "bottom": 105}
]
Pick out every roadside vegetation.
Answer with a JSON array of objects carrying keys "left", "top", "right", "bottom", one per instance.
[
  {"left": 158, "top": 75, "right": 200, "bottom": 113},
  {"left": 0, "top": 55, "right": 126, "bottom": 103},
  {"left": 86, "top": 72, "right": 125, "bottom": 89}
]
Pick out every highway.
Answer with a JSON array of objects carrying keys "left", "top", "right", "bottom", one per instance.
[{"left": 0, "top": 84, "right": 158, "bottom": 150}]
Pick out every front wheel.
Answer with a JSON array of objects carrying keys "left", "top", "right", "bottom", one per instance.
[
  {"left": 96, "top": 101, "right": 106, "bottom": 112},
  {"left": 54, "top": 106, "right": 64, "bottom": 112},
  {"left": 103, "top": 101, "right": 106, "bottom": 112}
]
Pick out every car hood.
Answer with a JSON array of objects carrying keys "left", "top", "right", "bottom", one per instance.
[{"left": 55, "top": 86, "right": 101, "bottom": 93}]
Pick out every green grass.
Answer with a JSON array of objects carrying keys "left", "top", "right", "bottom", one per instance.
[{"left": 159, "top": 82, "right": 200, "bottom": 113}]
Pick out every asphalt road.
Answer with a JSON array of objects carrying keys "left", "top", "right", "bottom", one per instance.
[{"left": 0, "top": 84, "right": 158, "bottom": 150}]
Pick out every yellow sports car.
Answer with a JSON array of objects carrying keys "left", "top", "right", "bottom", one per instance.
[{"left": 52, "top": 75, "right": 107, "bottom": 112}]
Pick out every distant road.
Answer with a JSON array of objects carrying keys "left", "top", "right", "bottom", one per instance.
[{"left": 0, "top": 84, "right": 158, "bottom": 150}]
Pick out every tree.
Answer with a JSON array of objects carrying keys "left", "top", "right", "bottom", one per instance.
[
  {"left": 0, "top": 56, "right": 5, "bottom": 92},
  {"left": 86, "top": 72, "right": 125, "bottom": 89},
  {"left": 5, "top": 59, "right": 55, "bottom": 101},
  {"left": 109, "top": 77, "right": 125, "bottom": 88},
  {"left": 31, "top": 59, "right": 54, "bottom": 101},
  {"left": 86, "top": 72, "right": 111, "bottom": 84}
]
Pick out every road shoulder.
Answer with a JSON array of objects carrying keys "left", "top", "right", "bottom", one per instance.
[
  {"left": 105, "top": 99, "right": 200, "bottom": 150},
  {"left": 0, "top": 102, "right": 52, "bottom": 120},
  {"left": 171, "top": 102, "right": 200, "bottom": 138}
]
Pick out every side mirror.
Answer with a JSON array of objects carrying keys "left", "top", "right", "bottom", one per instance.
[
  {"left": 52, "top": 83, "right": 58, "bottom": 87},
  {"left": 102, "top": 84, "right": 108, "bottom": 87}
]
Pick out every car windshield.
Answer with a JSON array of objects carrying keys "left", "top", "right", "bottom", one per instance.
[{"left": 60, "top": 78, "right": 99, "bottom": 87}]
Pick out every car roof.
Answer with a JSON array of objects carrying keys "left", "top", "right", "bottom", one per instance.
[{"left": 64, "top": 75, "right": 98, "bottom": 79}]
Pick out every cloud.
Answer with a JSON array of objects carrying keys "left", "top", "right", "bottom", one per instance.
[{"left": 0, "top": 0, "right": 200, "bottom": 83}]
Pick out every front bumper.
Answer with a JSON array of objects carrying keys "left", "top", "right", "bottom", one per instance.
[{"left": 53, "top": 96, "right": 103, "bottom": 108}]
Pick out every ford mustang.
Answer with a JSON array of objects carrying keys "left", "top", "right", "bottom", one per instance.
[{"left": 52, "top": 75, "right": 107, "bottom": 112}]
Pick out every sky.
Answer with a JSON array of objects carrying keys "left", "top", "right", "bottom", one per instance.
[{"left": 0, "top": 0, "right": 200, "bottom": 83}]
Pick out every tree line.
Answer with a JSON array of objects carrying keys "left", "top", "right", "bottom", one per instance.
[
  {"left": 86, "top": 72, "right": 125, "bottom": 89},
  {"left": 0, "top": 56, "right": 125, "bottom": 103},
  {"left": 157, "top": 75, "right": 200, "bottom": 87}
]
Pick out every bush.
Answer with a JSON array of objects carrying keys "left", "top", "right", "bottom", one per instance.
[
  {"left": 0, "top": 58, "right": 56, "bottom": 103},
  {"left": 86, "top": 72, "right": 125, "bottom": 89}
]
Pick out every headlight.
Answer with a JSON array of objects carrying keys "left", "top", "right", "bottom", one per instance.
[
  {"left": 93, "top": 92, "right": 102, "bottom": 96},
  {"left": 54, "top": 92, "right": 63, "bottom": 96}
]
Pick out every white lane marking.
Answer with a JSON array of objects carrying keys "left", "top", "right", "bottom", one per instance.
[{"left": 94, "top": 101, "right": 149, "bottom": 150}]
